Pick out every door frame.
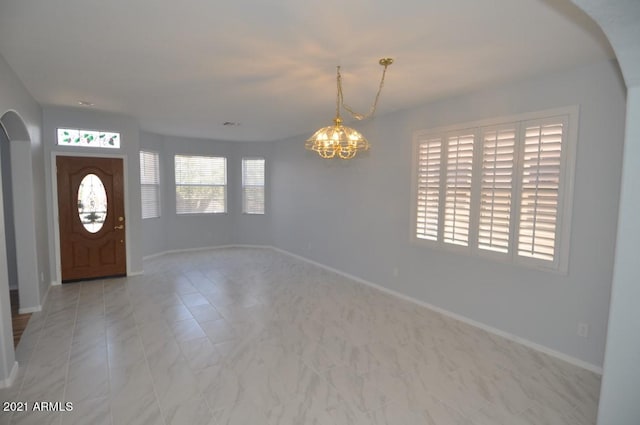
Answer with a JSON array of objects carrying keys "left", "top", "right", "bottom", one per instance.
[{"left": 51, "top": 152, "right": 131, "bottom": 285}]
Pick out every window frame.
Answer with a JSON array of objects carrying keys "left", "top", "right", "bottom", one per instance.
[
  {"left": 241, "top": 157, "right": 266, "bottom": 215},
  {"left": 174, "top": 155, "right": 227, "bottom": 215},
  {"left": 411, "top": 106, "right": 578, "bottom": 273},
  {"left": 140, "top": 150, "right": 161, "bottom": 219}
]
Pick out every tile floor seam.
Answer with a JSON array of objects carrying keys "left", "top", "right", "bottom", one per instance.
[
  {"left": 126, "top": 284, "right": 169, "bottom": 425},
  {"left": 57, "top": 283, "right": 82, "bottom": 425},
  {"left": 98, "top": 281, "right": 115, "bottom": 425}
]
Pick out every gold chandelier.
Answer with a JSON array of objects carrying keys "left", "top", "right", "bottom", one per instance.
[{"left": 305, "top": 58, "right": 393, "bottom": 159}]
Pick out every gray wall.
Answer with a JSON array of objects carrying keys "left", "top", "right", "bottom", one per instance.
[
  {"left": 0, "top": 138, "right": 13, "bottom": 386},
  {"left": 31, "top": 111, "right": 49, "bottom": 301},
  {"left": 0, "top": 126, "right": 15, "bottom": 387},
  {"left": 140, "top": 131, "right": 273, "bottom": 257},
  {"left": 42, "top": 107, "right": 144, "bottom": 280},
  {"left": 598, "top": 80, "right": 640, "bottom": 425},
  {"left": 0, "top": 133, "right": 17, "bottom": 290},
  {"left": 0, "top": 56, "right": 48, "bottom": 306},
  {"left": 574, "top": 0, "right": 640, "bottom": 422},
  {"left": 271, "top": 59, "right": 626, "bottom": 368},
  {"left": 0, "top": 52, "right": 47, "bottom": 384},
  {"left": 144, "top": 133, "right": 236, "bottom": 253}
]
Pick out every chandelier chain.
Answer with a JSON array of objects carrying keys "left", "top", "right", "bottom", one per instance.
[
  {"left": 336, "top": 66, "right": 342, "bottom": 120},
  {"left": 338, "top": 61, "right": 391, "bottom": 121}
]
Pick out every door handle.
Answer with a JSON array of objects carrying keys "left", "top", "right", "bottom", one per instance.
[{"left": 114, "top": 225, "right": 124, "bottom": 230}]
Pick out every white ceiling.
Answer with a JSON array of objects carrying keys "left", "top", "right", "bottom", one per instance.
[{"left": 0, "top": 0, "right": 613, "bottom": 142}]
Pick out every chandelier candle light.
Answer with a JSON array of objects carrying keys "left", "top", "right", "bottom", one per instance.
[{"left": 305, "top": 58, "right": 393, "bottom": 159}]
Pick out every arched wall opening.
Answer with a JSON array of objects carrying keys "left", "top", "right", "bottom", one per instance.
[
  {"left": 568, "top": 2, "right": 640, "bottom": 424},
  {"left": 0, "top": 111, "right": 41, "bottom": 314},
  {"left": 0, "top": 124, "right": 16, "bottom": 388},
  {"left": 0, "top": 129, "right": 17, "bottom": 294}
]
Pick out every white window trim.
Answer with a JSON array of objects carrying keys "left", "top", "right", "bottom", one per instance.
[
  {"left": 242, "top": 157, "right": 266, "bottom": 215},
  {"left": 411, "top": 106, "right": 578, "bottom": 274},
  {"left": 140, "top": 150, "right": 161, "bottom": 219},
  {"left": 174, "top": 155, "right": 227, "bottom": 215}
]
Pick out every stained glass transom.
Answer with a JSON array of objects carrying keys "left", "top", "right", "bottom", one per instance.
[{"left": 57, "top": 128, "right": 120, "bottom": 148}]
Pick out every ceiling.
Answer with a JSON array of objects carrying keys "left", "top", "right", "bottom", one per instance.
[{"left": 0, "top": 0, "right": 613, "bottom": 142}]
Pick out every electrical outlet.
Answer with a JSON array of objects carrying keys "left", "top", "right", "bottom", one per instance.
[{"left": 578, "top": 323, "right": 589, "bottom": 338}]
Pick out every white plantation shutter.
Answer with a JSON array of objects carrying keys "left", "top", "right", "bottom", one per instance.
[
  {"left": 242, "top": 158, "right": 265, "bottom": 214},
  {"left": 140, "top": 151, "right": 160, "bottom": 219},
  {"left": 478, "top": 127, "right": 516, "bottom": 253},
  {"left": 443, "top": 133, "right": 474, "bottom": 246},
  {"left": 415, "top": 137, "right": 442, "bottom": 240},
  {"left": 517, "top": 120, "right": 564, "bottom": 262},
  {"left": 412, "top": 108, "right": 575, "bottom": 271},
  {"left": 175, "top": 155, "right": 227, "bottom": 214}
]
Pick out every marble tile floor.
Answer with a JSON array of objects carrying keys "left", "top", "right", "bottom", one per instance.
[{"left": 0, "top": 247, "right": 600, "bottom": 425}]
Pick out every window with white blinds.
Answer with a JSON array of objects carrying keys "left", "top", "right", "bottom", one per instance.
[
  {"left": 478, "top": 126, "right": 516, "bottom": 253},
  {"left": 242, "top": 158, "right": 265, "bottom": 214},
  {"left": 444, "top": 133, "right": 474, "bottom": 246},
  {"left": 518, "top": 120, "right": 563, "bottom": 261},
  {"left": 413, "top": 108, "right": 576, "bottom": 271},
  {"left": 416, "top": 137, "right": 441, "bottom": 241},
  {"left": 140, "top": 151, "right": 160, "bottom": 219},
  {"left": 175, "top": 155, "right": 226, "bottom": 214}
]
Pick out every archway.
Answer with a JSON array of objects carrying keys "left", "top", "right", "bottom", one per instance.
[
  {"left": 569, "top": 1, "right": 640, "bottom": 424},
  {"left": 0, "top": 111, "right": 41, "bottom": 314},
  {"left": 0, "top": 123, "right": 16, "bottom": 389},
  {"left": 0, "top": 128, "right": 17, "bottom": 305}
]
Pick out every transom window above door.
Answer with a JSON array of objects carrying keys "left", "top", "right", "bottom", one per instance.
[{"left": 57, "top": 128, "right": 121, "bottom": 149}]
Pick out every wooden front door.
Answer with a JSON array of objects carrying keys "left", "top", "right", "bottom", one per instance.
[{"left": 57, "top": 156, "right": 126, "bottom": 282}]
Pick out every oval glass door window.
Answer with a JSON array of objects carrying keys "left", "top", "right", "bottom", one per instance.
[{"left": 77, "top": 174, "right": 108, "bottom": 233}]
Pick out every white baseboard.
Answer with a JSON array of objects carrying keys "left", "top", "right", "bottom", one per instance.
[
  {"left": 142, "top": 244, "right": 270, "bottom": 261},
  {"left": 18, "top": 305, "right": 41, "bottom": 314},
  {"left": 142, "top": 251, "right": 167, "bottom": 261},
  {"left": 269, "top": 246, "right": 603, "bottom": 375},
  {"left": 143, "top": 245, "right": 236, "bottom": 261},
  {"left": 0, "top": 361, "right": 19, "bottom": 389},
  {"left": 18, "top": 284, "right": 49, "bottom": 314},
  {"left": 231, "top": 244, "right": 274, "bottom": 249}
]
